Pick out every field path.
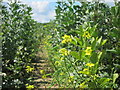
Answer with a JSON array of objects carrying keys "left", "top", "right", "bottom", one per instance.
[{"left": 32, "top": 46, "right": 58, "bottom": 88}]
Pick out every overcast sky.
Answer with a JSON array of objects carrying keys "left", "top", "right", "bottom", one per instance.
[{"left": 3, "top": 0, "right": 117, "bottom": 23}]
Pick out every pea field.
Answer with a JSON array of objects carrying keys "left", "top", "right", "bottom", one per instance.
[{"left": 1, "top": 0, "right": 120, "bottom": 89}]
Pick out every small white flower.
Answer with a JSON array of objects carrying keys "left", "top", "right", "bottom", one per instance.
[{"left": 1, "top": 73, "right": 6, "bottom": 77}]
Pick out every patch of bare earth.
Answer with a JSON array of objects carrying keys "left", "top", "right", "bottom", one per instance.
[{"left": 32, "top": 45, "right": 59, "bottom": 88}]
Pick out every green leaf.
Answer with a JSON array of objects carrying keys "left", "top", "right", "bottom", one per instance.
[
  {"left": 91, "top": 52, "right": 98, "bottom": 63},
  {"left": 98, "top": 78, "right": 111, "bottom": 86},
  {"left": 113, "top": 73, "right": 119, "bottom": 83},
  {"left": 97, "top": 37, "right": 102, "bottom": 45},
  {"left": 78, "top": 71, "right": 89, "bottom": 75},
  {"left": 101, "top": 39, "right": 107, "bottom": 46},
  {"left": 75, "top": 37, "right": 83, "bottom": 46},
  {"left": 70, "top": 51, "right": 80, "bottom": 59},
  {"left": 88, "top": 82, "right": 97, "bottom": 88},
  {"left": 91, "top": 37, "right": 96, "bottom": 49},
  {"left": 98, "top": 52, "right": 102, "bottom": 60},
  {"left": 71, "top": 36, "right": 77, "bottom": 45},
  {"left": 106, "top": 49, "right": 117, "bottom": 52}
]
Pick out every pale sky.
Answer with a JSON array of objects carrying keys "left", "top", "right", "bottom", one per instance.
[
  {"left": 3, "top": 0, "right": 117, "bottom": 23},
  {"left": 3, "top": 0, "right": 116, "bottom": 2}
]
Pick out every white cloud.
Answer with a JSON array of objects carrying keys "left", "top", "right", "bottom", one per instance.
[
  {"left": 28, "top": 1, "right": 56, "bottom": 23},
  {"left": 3, "top": 0, "right": 118, "bottom": 23},
  {"left": 33, "top": 15, "right": 48, "bottom": 23},
  {"left": 19, "top": 0, "right": 55, "bottom": 23},
  {"left": 32, "top": 10, "right": 56, "bottom": 23},
  {"left": 28, "top": 1, "right": 49, "bottom": 13},
  {"left": 6, "top": 0, "right": 49, "bottom": 13},
  {"left": 104, "top": 0, "right": 114, "bottom": 2},
  {"left": 3, "top": 0, "right": 7, "bottom": 2},
  {"left": 2, "top": 0, "right": 54, "bottom": 23},
  {"left": 48, "top": 10, "right": 56, "bottom": 19},
  {"left": 20, "top": 0, "right": 58, "bottom": 3},
  {"left": 76, "top": 0, "right": 114, "bottom": 2}
]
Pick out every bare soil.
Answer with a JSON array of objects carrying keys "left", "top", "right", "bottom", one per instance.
[{"left": 32, "top": 45, "right": 59, "bottom": 88}]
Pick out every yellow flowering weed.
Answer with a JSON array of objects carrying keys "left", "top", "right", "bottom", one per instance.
[
  {"left": 55, "top": 61, "right": 61, "bottom": 66},
  {"left": 40, "top": 70, "right": 45, "bottom": 74},
  {"left": 61, "top": 34, "right": 72, "bottom": 43},
  {"left": 59, "top": 48, "right": 70, "bottom": 56},
  {"left": 42, "top": 75, "right": 47, "bottom": 79},
  {"left": 60, "top": 57, "right": 64, "bottom": 61},
  {"left": 83, "top": 68, "right": 89, "bottom": 71},
  {"left": 68, "top": 76, "right": 74, "bottom": 82},
  {"left": 60, "top": 72, "right": 64, "bottom": 75},
  {"left": 79, "top": 82, "right": 87, "bottom": 88},
  {"left": 85, "top": 47, "right": 92, "bottom": 55},
  {"left": 79, "top": 71, "right": 90, "bottom": 75},
  {"left": 26, "top": 84, "right": 34, "bottom": 89},
  {"left": 86, "top": 63, "right": 95, "bottom": 67},
  {"left": 83, "top": 31, "right": 91, "bottom": 38},
  {"left": 26, "top": 66, "right": 34, "bottom": 73}
]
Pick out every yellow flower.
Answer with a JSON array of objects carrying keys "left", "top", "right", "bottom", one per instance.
[
  {"left": 61, "top": 40, "right": 66, "bottom": 43},
  {"left": 55, "top": 61, "right": 61, "bottom": 66},
  {"left": 86, "top": 63, "right": 95, "bottom": 67},
  {"left": 47, "top": 35, "right": 52, "bottom": 39},
  {"left": 62, "top": 35, "right": 71, "bottom": 40},
  {"left": 40, "top": 70, "right": 45, "bottom": 74},
  {"left": 83, "top": 68, "right": 89, "bottom": 71},
  {"left": 85, "top": 47, "right": 92, "bottom": 55},
  {"left": 91, "top": 74, "right": 99, "bottom": 80},
  {"left": 59, "top": 48, "right": 70, "bottom": 56},
  {"left": 26, "top": 84, "right": 34, "bottom": 89},
  {"left": 83, "top": 31, "right": 91, "bottom": 38},
  {"left": 68, "top": 76, "right": 74, "bottom": 82},
  {"left": 95, "top": 74, "right": 99, "bottom": 77},
  {"left": 79, "top": 82, "right": 87, "bottom": 88},
  {"left": 42, "top": 75, "right": 47, "bottom": 79},
  {"left": 69, "top": 76, "right": 74, "bottom": 79},
  {"left": 78, "top": 68, "right": 89, "bottom": 75},
  {"left": 78, "top": 71, "right": 89, "bottom": 75},
  {"left": 26, "top": 66, "right": 34, "bottom": 73},
  {"left": 60, "top": 72, "right": 64, "bottom": 75},
  {"left": 60, "top": 57, "right": 64, "bottom": 61},
  {"left": 61, "top": 34, "right": 72, "bottom": 43}
]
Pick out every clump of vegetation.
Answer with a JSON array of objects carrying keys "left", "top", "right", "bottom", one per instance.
[
  {"left": 1, "top": 0, "right": 120, "bottom": 89},
  {"left": 45, "top": 0, "right": 120, "bottom": 88},
  {"left": 1, "top": 0, "right": 40, "bottom": 88}
]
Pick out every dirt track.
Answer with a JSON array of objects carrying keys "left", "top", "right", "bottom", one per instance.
[{"left": 32, "top": 46, "right": 59, "bottom": 88}]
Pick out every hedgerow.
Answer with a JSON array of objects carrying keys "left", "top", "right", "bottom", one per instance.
[
  {"left": 1, "top": 1, "right": 40, "bottom": 88},
  {"left": 45, "top": 0, "right": 120, "bottom": 88}
]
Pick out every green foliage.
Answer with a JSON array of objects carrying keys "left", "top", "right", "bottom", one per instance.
[
  {"left": 46, "top": 0, "right": 120, "bottom": 88},
  {"left": 1, "top": 0, "right": 120, "bottom": 89},
  {"left": 1, "top": 1, "right": 40, "bottom": 88}
]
